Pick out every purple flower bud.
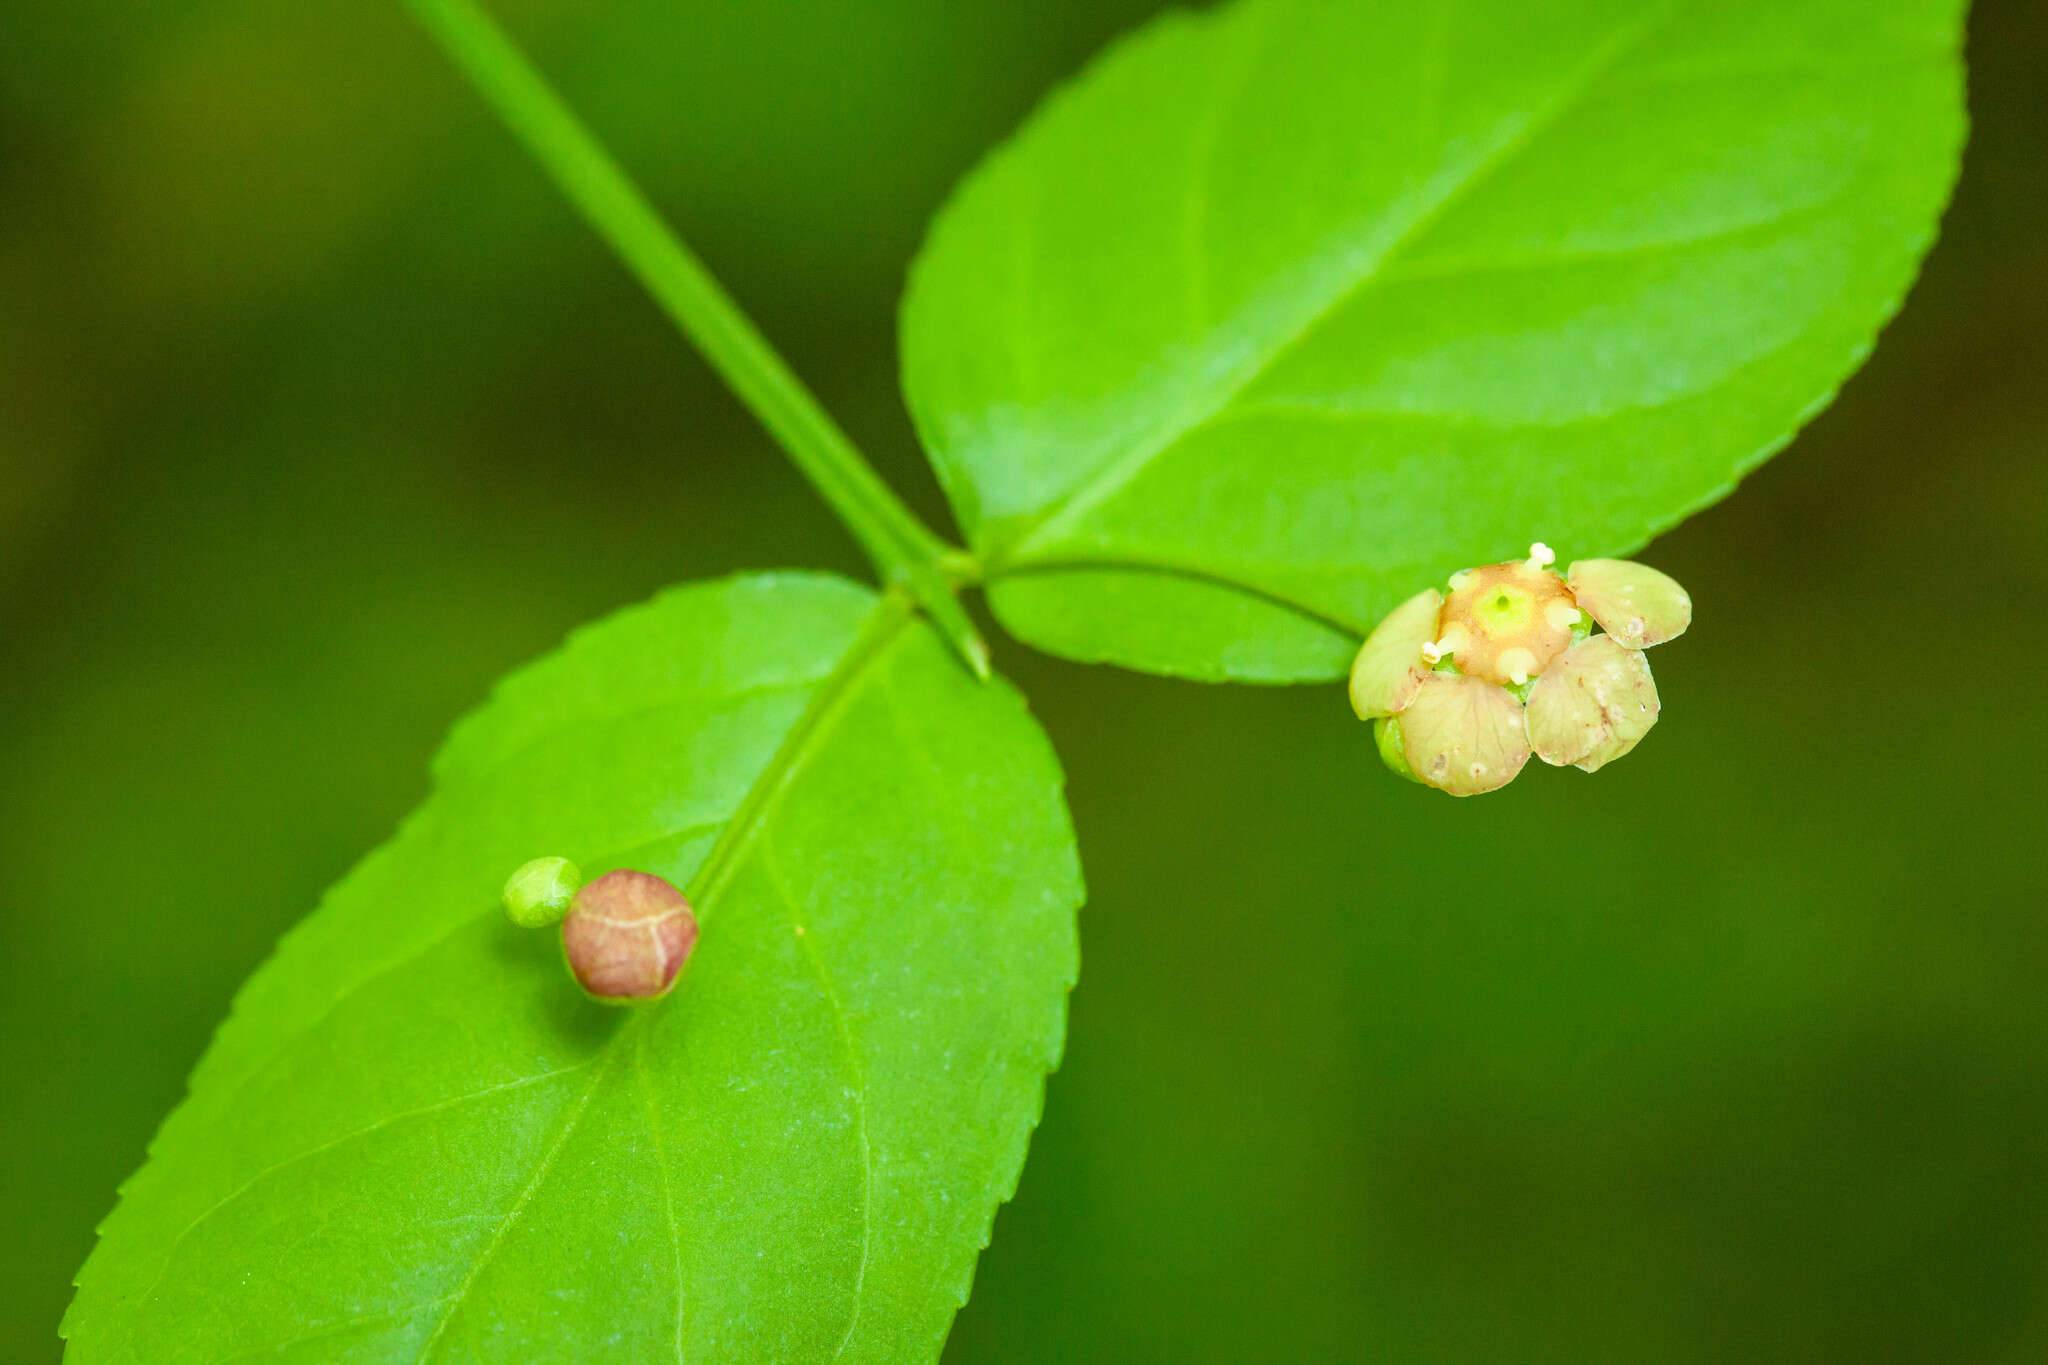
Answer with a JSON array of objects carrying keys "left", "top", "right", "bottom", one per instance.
[{"left": 560, "top": 869, "right": 698, "bottom": 1004}]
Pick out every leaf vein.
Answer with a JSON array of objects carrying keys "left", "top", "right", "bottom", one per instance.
[
  {"left": 1179, "top": 2, "right": 1274, "bottom": 335},
  {"left": 988, "top": 1, "right": 1682, "bottom": 565},
  {"left": 633, "top": 1031, "right": 688, "bottom": 1364},
  {"left": 450, "top": 671, "right": 833, "bottom": 784},
  {"left": 988, "top": 554, "right": 1367, "bottom": 640},
  {"left": 120, "top": 1064, "right": 596, "bottom": 1338},
  {"left": 414, "top": 1050, "right": 616, "bottom": 1361},
  {"left": 1217, "top": 298, "right": 1824, "bottom": 433},
  {"left": 1372, "top": 182, "right": 1853, "bottom": 289},
  {"left": 212, "top": 1297, "right": 459, "bottom": 1364},
  {"left": 759, "top": 831, "right": 874, "bottom": 1365}
]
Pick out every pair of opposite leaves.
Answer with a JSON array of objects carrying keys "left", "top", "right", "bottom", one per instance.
[{"left": 64, "top": 1, "right": 1964, "bottom": 1360}]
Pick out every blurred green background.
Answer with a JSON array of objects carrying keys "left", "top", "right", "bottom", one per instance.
[{"left": 3, "top": 1, "right": 2044, "bottom": 1360}]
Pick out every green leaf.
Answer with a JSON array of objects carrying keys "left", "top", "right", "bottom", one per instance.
[
  {"left": 901, "top": 0, "right": 1967, "bottom": 682},
  {"left": 63, "top": 573, "right": 1081, "bottom": 1363}
]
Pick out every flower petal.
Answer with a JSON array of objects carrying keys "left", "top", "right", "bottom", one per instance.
[
  {"left": 1398, "top": 673, "right": 1530, "bottom": 796},
  {"left": 1565, "top": 558, "right": 1692, "bottom": 648},
  {"left": 1348, "top": 587, "right": 1443, "bottom": 719},
  {"left": 1525, "top": 635, "right": 1660, "bottom": 771}
]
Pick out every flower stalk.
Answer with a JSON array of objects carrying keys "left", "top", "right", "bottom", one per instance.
[{"left": 402, "top": 0, "right": 989, "bottom": 678}]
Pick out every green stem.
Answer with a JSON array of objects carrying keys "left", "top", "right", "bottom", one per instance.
[{"left": 402, "top": 0, "right": 988, "bottom": 678}]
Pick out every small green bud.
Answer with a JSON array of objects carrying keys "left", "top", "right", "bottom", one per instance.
[
  {"left": 1374, "top": 715, "right": 1423, "bottom": 784},
  {"left": 502, "top": 856, "right": 582, "bottom": 929}
]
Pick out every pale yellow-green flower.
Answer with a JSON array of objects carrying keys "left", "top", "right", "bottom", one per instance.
[{"left": 1350, "top": 543, "right": 1690, "bottom": 795}]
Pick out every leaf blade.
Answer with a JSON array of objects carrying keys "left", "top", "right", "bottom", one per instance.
[
  {"left": 64, "top": 572, "right": 1081, "bottom": 1363},
  {"left": 902, "top": 0, "right": 1967, "bottom": 681}
]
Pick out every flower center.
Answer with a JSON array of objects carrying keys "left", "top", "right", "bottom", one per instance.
[
  {"left": 1436, "top": 561, "right": 1580, "bottom": 687},
  {"left": 1477, "top": 586, "right": 1532, "bottom": 631}
]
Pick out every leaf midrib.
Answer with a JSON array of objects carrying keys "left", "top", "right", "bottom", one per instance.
[
  {"left": 979, "top": 1, "right": 1681, "bottom": 570},
  {"left": 688, "top": 593, "right": 914, "bottom": 914},
  {"left": 121, "top": 593, "right": 915, "bottom": 1364},
  {"left": 409, "top": 597, "right": 912, "bottom": 1360}
]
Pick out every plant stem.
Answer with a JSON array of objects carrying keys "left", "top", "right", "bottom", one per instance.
[{"left": 402, "top": 0, "right": 989, "bottom": 678}]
